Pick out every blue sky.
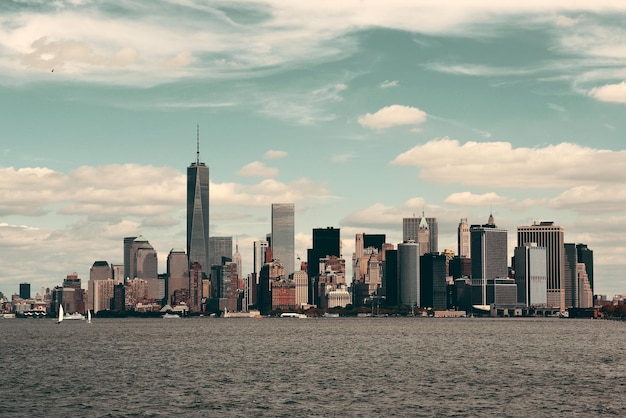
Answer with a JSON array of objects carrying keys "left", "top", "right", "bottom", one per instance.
[{"left": 2, "top": 0, "right": 626, "bottom": 297}]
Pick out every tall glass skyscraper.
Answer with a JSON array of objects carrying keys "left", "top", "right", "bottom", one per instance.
[
  {"left": 517, "top": 221, "right": 565, "bottom": 309},
  {"left": 187, "top": 128, "right": 210, "bottom": 272},
  {"left": 271, "top": 203, "right": 295, "bottom": 276}
]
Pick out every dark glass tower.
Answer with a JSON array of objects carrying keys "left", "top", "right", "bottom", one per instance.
[{"left": 187, "top": 127, "right": 210, "bottom": 272}]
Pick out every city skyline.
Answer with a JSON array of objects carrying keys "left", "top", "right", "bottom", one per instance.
[{"left": 2, "top": 2, "right": 626, "bottom": 296}]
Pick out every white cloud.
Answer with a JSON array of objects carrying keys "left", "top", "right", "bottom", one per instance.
[
  {"left": 444, "top": 192, "right": 515, "bottom": 207},
  {"left": 379, "top": 80, "right": 399, "bottom": 88},
  {"left": 237, "top": 161, "right": 279, "bottom": 178},
  {"left": 264, "top": 149, "right": 288, "bottom": 159},
  {"left": 358, "top": 105, "right": 427, "bottom": 130},
  {"left": 391, "top": 138, "right": 626, "bottom": 189},
  {"left": 2, "top": 2, "right": 626, "bottom": 87},
  {"left": 588, "top": 81, "right": 626, "bottom": 103}
]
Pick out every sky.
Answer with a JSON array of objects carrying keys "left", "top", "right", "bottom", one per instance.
[{"left": 2, "top": 0, "right": 626, "bottom": 298}]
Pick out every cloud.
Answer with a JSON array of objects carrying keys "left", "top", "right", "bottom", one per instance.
[
  {"left": 264, "top": 149, "right": 287, "bottom": 159},
  {"left": 588, "top": 81, "right": 626, "bottom": 103},
  {"left": 444, "top": 192, "right": 516, "bottom": 207},
  {"left": 237, "top": 161, "right": 279, "bottom": 178},
  {"left": 358, "top": 105, "right": 427, "bottom": 130},
  {"left": 391, "top": 138, "right": 626, "bottom": 189},
  {"left": 3, "top": 2, "right": 626, "bottom": 87},
  {"left": 164, "top": 51, "right": 196, "bottom": 68},
  {"left": 379, "top": 80, "right": 399, "bottom": 88}
]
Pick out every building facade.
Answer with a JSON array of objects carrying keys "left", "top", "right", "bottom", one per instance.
[
  {"left": 517, "top": 222, "right": 565, "bottom": 308},
  {"left": 470, "top": 216, "right": 508, "bottom": 306},
  {"left": 271, "top": 203, "right": 295, "bottom": 276},
  {"left": 397, "top": 241, "right": 420, "bottom": 307},
  {"left": 187, "top": 132, "right": 210, "bottom": 273}
]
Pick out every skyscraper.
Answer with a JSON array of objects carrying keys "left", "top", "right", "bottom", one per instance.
[
  {"left": 403, "top": 214, "right": 438, "bottom": 254},
  {"left": 457, "top": 218, "right": 470, "bottom": 258},
  {"left": 307, "top": 227, "right": 340, "bottom": 304},
  {"left": 123, "top": 236, "right": 137, "bottom": 280},
  {"left": 514, "top": 243, "right": 547, "bottom": 306},
  {"left": 517, "top": 221, "right": 565, "bottom": 308},
  {"left": 19, "top": 283, "right": 31, "bottom": 299},
  {"left": 209, "top": 236, "right": 233, "bottom": 269},
  {"left": 271, "top": 203, "right": 295, "bottom": 276},
  {"left": 470, "top": 215, "right": 508, "bottom": 305},
  {"left": 398, "top": 241, "right": 420, "bottom": 307},
  {"left": 187, "top": 127, "right": 210, "bottom": 272}
]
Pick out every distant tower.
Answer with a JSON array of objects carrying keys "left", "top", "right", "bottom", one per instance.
[
  {"left": 232, "top": 239, "right": 242, "bottom": 283},
  {"left": 19, "top": 283, "right": 31, "bottom": 299},
  {"left": 576, "top": 244, "right": 594, "bottom": 294},
  {"left": 417, "top": 214, "right": 430, "bottom": 256},
  {"left": 271, "top": 203, "right": 295, "bottom": 276},
  {"left": 307, "top": 227, "right": 341, "bottom": 305},
  {"left": 457, "top": 218, "right": 470, "bottom": 258},
  {"left": 187, "top": 126, "right": 210, "bottom": 272},
  {"left": 517, "top": 221, "right": 565, "bottom": 308},
  {"left": 123, "top": 236, "right": 137, "bottom": 280},
  {"left": 397, "top": 241, "right": 420, "bottom": 307},
  {"left": 404, "top": 213, "right": 437, "bottom": 254},
  {"left": 209, "top": 236, "right": 233, "bottom": 269},
  {"left": 514, "top": 243, "right": 547, "bottom": 307},
  {"left": 167, "top": 249, "right": 188, "bottom": 304},
  {"left": 470, "top": 214, "right": 508, "bottom": 305}
]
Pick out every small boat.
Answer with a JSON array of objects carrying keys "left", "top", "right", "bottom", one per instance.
[
  {"left": 162, "top": 313, "right": 181, "bottom": 319},
  {"left": 64, "top": 312, "right": 85, "bottom": 320},
  {"left": 280, "top": 312, "right": 307, "bottom": 318},
  {"left": 322, "top": 313, "right": 339, "bottom": 318},
  {"left": 56, "top": 305, "right": 64, "bottom": 324}
]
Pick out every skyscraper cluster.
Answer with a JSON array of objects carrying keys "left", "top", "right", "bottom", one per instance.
[{"left": 27, "top": 129, "right": 596, "bottom": 317}]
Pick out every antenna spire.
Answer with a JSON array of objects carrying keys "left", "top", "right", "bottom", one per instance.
[{"left": 196, "top": 124, "right": 200, "bottom": 164}]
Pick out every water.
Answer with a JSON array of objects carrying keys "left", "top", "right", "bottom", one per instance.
[{"left": 2, "top": 317, "right": 625, "bottom": 417}]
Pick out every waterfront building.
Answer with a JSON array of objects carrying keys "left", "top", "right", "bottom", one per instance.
[
  {"left": 292, "top": 270, "right": 308, "bottom": 308},
  {"left": 449, "top": 256, "right": 471, "bottom": 279},
  {"left": 187, "top": 127, "right": 210, "bottom": 272},
  {"left": 131, "top": 237, "right": 159, "bottom": 300},
  {"left": 307, "top": 227, "right": 341, "bottom": 305},
  {"left": 458, "top": 218, "right": 471, "bottom": 258},
  {"left": 209, "top": 236, "right": 233, "bottom": 270},
  {"left": 517, "top": 222, "right": 565, "bottom": 308},
  {"left": 92, "top": 279, "right": 116, "bottom": 313},
  {"left": 189, "top": 262, "right": 203, "bottom": 312},
  {"left": 111, "top": 264, "right": 124, "bottom": 283},
  {"left": 513, "top": 243, "right": 547, "bottom": 306},
  {"left": 398, "top": 241, "right": 420, "bottom": 307},
  {"left": 403, "top": 214, "right": 438, "bottom": 255},
  {"left": 317, "top": 255, "right": 346, "bottom": 308},
  {"left": 470, "top": 215, "right": 508, "bottom": 305},
  {"left": 19, "top": 283, "right": 31, "bottom": 300},
  {"left": 420, "top": 253, "right": 447, "bottom": 310},
  {"left": 576, "top": 244, "right": 594, "bottom": 294},
  {"left": 167, "top": 249, "right": 188, "bottom": 305},
  {"left": 88, "top": 261, "right": 112, "bottom": 311},
  {"left": 485, "top": 278, "right": 518, "bottom": 305},
  {"left": 564, "top": 243, "right": 594, "bottom": 309},
  {"left": 382, "top": 249, "right": 398, "bottom": 306},
  {"left": 232, "top": 241, "right": 242, "bottom": 283},
  {"left": 271, "top": 203, "right": 295, "bottom": 277},
  {"left": 123, "top": 236, "right": 137, "bottom": 280}
]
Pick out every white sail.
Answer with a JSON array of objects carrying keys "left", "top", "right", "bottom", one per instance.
[
  {"left": 57, "top": 305, "right": 64, "bottom": 323},
  {"left": 87, "top": 310, "right": 92, "bottom": 323}
]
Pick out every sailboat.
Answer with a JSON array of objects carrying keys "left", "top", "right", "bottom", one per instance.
[
  {"left": 87, "top": 310, "right": 92, "bottom": 324},
  {"left": 56, "top": 305, "right": 64, "bottom": 324}
]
